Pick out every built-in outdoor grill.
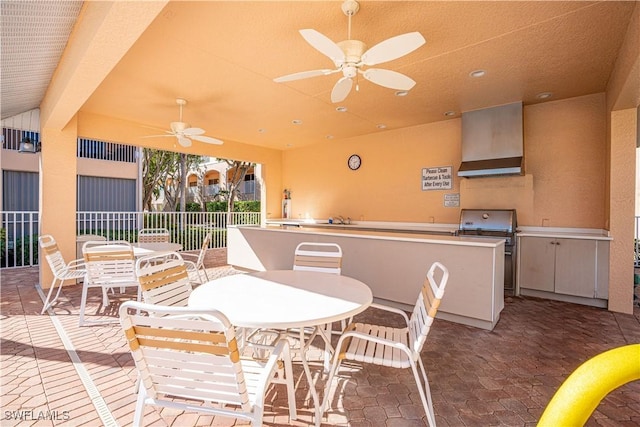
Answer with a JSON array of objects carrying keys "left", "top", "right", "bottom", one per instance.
[{"left": 458, "top": 209, "right": 518, "bottom": 294}]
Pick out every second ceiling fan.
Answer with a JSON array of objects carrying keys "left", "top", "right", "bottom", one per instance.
[
  {"left": 274, "top": 0, "right": 425, "bottom": 103},
  {"left": 144, "top": 98, "right": 223, "bottom": 147}
]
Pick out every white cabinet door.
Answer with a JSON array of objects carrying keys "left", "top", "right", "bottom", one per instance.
[
  {"left": 519, "top": 237, "right": 555, "bottom": 292},
  {"left": 554, "top": 238, "right": 597, "bottom": 298},
  {"left": 595, "top": 241, "right": 609, "bottom": 299}
]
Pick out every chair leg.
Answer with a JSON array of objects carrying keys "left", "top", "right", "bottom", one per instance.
[
  {"left": 320, "top": 340, "right": 346, "bottom": 415},
  {"left": 102, "top": 287, "right": 110, "bottom": 307},
  {"left": 322, "top": 322, "right": 333, "bottom": 371},
  {"left": 41, "top": 278, "right": 61, "bottom": 314},
  {"left": 132, "top": 381, "right": 146, "bottom": 427},
  {"left": 412, "top": 358, "right": 436, "bottom": 427},
  {"left": 202, "top": 266, "right": 209, "bottom": 281},
  {"left": 282, "top": 343, "right": 298, "bottom": 420},
  {"left": 78, "top": 283, "right": 89, "bottom": 327}
]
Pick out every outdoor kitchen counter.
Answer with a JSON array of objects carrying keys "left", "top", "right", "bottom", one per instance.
[
  {"left": 517, "top": 226, "right": 612, "bottom": 241},
  {"left": 228, "top": 225, "right": 505, "bottom": 330},
  {"left": 266, "top": 219, "right": 458, "bottom": 235}
]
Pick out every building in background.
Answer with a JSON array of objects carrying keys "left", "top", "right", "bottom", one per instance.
[{"left": 2, "top": 111, "right": 258, "bottom": 215}]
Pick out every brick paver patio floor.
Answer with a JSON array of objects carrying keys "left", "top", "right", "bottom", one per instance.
[{"left": 2, "top": 249, "right": 639, "bottom": 426}]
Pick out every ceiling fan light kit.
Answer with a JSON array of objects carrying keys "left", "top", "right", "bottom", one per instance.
[
  {"left": 143, "top": 98, "right": 223, "bottom": 147},
  {"left": 274, "top": 0, "right": 425, "bottom": 103}
]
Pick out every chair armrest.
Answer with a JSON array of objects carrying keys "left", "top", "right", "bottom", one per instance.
[
  {"left": 66, "top": 258, "right": 86, "bottom": 270},
  {"left": 182, "top": 260, "right": 198, "bottom": 271},
  {"left": 369, "top": 302, "right": 410, "bottom": 326}
]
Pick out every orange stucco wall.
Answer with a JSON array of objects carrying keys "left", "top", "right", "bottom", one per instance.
[
  {"left": 281, "top": 118, "right": 460, "bottom": 222},
  {"left": 281, "top": 94, "right": 608, "bottom": 228}
]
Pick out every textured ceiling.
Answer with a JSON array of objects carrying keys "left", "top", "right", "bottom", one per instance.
[
  {"left": 1, "top": 1, "right": 636, "bottom": 151},
  {"left": 0, "top": 0, "right": 83, "bottom": 119}
]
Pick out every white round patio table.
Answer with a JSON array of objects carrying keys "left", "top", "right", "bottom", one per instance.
[
  {"left": 188, "top": 269, "right": 372, "bottom": 329},
  {"left": 132, "top": 242, "right": 182, "bottom": 257},
  {"left": 82, "top": 242, "right": 182, "bottom": 258},
  {"left": 188, "top": 269, "right": 373, "bottom": 427}
]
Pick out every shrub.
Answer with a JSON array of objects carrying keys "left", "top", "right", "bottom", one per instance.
[{"left": 186, "top": 202, "right": 202, "bottom": 212}]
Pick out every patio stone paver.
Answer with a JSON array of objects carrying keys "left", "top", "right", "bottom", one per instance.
[{"left": 2, "top": 250, "right": 640, "bottom": 426}]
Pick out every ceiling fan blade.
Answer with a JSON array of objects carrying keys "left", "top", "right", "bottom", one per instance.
[
  {"left": 191, "top": 134, "right": 224, "bottom": 145},
  {"left": 274, "top": 68, "right": 337, "bottom": 83},
  {"left": 183, "top": 127, "right": 205, "bottom": 136},
  {"left": 360, "top": 32, "right": 426, "bottom": 66},
  {"left": 299, "top": 29, "right": 345, "bottom": 64},
  {"left": 141, "top": 134, "right": 175, "bottom": 138},
  {"left": 141, "top": 124, "right": 172, "bottom": 133},
  {"left": 331, "top": 76, "right": 353, "bottom": 103},
  {"left": 177, "top": 135, "right": 192, "bottom": 147},
  {"left": 362, "top": 68, "right": 417, "bottom": 90}
]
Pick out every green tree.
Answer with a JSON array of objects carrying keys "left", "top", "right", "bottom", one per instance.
[
  {"left": 141, "top": 148, "right": 204, "bottom": 211},
  {"left": 218, "top": 159, "right": 255, "bottom": 220}
]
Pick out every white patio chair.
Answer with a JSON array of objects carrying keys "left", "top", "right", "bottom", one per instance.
[
  {"left": 119, "top": 301, "right": 297, "bottom": 427},
  {"left": 322, "top": 261, "right": 450, "bottom": 427},
  {"left": 79, "top": 240, "right": 140, "bottom": 326},
  {"left": 39, "top": 235, "right": 87, "bottom": 314},
  {"left": 180, "top": 232, "right": 212, "bottom": 284},
  {"left": 293, "top": 241, "right": 342, "bottom": 274},
  {"left": 137, "top": 228, "right": 170, "bottom": 243},
  {"left": 136, "top": 252, "right": 192, "bottom": 307},
  {"left": 289, "top": 242, "right": 345, "bottom": 368},
  {"left": 293, "top": 242, "right": 345, "bottom": 334}
]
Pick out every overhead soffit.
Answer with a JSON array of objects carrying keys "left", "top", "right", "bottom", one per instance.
[{"left": 0, "top": 1, "right": 83, "bottom": 120}]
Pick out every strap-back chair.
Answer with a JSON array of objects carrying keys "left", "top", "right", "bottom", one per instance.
[
  {"left": 293, "top": 242, "right": 342, "bottom": 274},
  {"left": 38, "top": 235, "right": 86, "bottom": 314},
  {"left": 137, "top": 228, "right": 170, "bottom": 244},
  {"left": 79, "top": 240, "right": 140, "bottom": 326},
  {"left": 294, "top": 241, "right": 345, "bottom": 333},
  {"left": 136, "top": 252, "right": 192, "bottom": 307},
  {"left": 119, "top": 301, "right": 297, "bottom": 427},
  {"left": 322, "top": 261, "right": 450, "bottom": 427},
  {"left": 181, "top": 232, "right": 212, "bottom": 283}
]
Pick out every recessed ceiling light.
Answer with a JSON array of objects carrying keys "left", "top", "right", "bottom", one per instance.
[
  {"left": 444, "top": 111, "right": 456, "bottom": 117},
  {"left": 376, "top": 124, "right": 387, "bottom": 129},
  {"left": 536, "top": 92, "right": 553, "bottom": 99},
  {"left": 336, "top": 106, "right": 348, "bottom": 112},
  {"left": 326, "top": 135, "right": 334, "bottom": 139},
  {"left": 292, "top": 119, "right": 302, "bottom": 125},
  {"left": 395, "top": 90, "right": 408, "bottom": 97},
  {"left": 469, "top": 69, "right": 486, "bottom": 78}
]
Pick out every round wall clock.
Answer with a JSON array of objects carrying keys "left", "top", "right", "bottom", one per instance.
[{"left": 348, "top": 154, "right": 361, "bottom": 170}]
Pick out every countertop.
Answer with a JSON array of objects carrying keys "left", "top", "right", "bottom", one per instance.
[
  {"left": 244, "top": 224, "right": 505, "bottom": 248},
  {"left": 266, "top": 219, "right": 458, "bottom": 235},
  {"left": 516, "top": 226, "right": 612, "bottom": 240},
  {"left": 267, "top": 220, "right": 612, "bottom": 241}
]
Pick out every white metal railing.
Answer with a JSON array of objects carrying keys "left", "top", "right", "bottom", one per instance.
[
  {"left": 2, "top": 128, "right": 136, "bottom": 163},
  {"left": 76, "top": 137, "right": 137, "bottom": 163},
  {"left": 1, "top": 210, "right": 260, "bottom": 269},
  {"left": 1, "top": 211, "right": 40, "bottom": 268}
]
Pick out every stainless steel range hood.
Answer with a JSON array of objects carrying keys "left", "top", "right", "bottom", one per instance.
[{"left": 458, "top": 102, "right": 524, "bottom": 178}]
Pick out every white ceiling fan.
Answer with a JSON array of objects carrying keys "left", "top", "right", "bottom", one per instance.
[
  {"left": 273, "top": 0, "right": 426, "bottom": 103},
  {"left": 144, "top": 98, "right": 223, "bottom": 147}
]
